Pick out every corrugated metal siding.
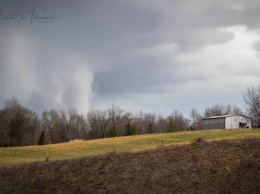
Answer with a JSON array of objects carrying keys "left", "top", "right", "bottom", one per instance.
[
  {"left": 226, "top": 116, "right": 252, "bottom": 129},
  {"left": 203, "top": 118, "right": 225, "bottom": 129},
  {"left": 203, "top": 115, "right": 252, "bottom": 130},
  {"left": 225, "top": 116, "right": 240, "bottom": 129}
]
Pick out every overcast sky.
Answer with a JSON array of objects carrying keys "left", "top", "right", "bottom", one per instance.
[{"left": 0, "top": 0, "right": 260, "bottom": 117}]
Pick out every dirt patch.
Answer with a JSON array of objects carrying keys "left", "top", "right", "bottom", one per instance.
[{"left": 0, "top": 138, "right": 260, "bottom": 194}]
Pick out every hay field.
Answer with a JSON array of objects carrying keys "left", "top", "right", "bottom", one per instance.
[{"left": 0, "top": 129, "right": 260, "bottom": 167}]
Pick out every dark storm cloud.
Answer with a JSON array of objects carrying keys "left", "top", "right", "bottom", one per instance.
[
  {"left": 126, "top": 0, "right": 260, "bottom": 49},
  {"left": 94, "top": 57, "right": 175, "bottom": 95},
  {"left": 1, "top": 0, "right": 260, "bottom": 116},
  {"left": 94, "top": 0, "right": 260, "bottom": 85}
]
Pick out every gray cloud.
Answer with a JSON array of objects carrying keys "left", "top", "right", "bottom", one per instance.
[
  {"left": 0, "top": 26, "right": 93, "bottom": 115},
  {"left": 1, "top": 0, "right": 260, "bottom": 116},
  {"left": 253, "top": 40, "right": 260, "bottom": 54}
]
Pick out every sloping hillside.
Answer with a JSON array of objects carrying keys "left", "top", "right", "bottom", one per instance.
[
  {"left": 1, "top": 129, "right": 260, "bottom": 167},
  {"left": 1, "top": 138, "right": 260, "bottom": 194}
]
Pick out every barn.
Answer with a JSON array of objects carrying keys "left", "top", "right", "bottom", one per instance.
[{"left": 202, "top": 114, "right": 252, "bottom": 130}]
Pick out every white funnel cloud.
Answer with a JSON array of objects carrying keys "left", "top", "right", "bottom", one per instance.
[{"left": 0, "top": 28, "right": 94, "bottom": 115}]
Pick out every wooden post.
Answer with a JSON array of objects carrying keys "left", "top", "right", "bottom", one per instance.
[{"left": 45, "top": 151, "right": 49, "bottom": 162}]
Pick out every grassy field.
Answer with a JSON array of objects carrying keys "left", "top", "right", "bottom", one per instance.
[
  {"left": 1, "top": 138, "right": 259, "bottom": 193},
  {"left": 1, "top": 129, "right": 260, "bottom": 167}
]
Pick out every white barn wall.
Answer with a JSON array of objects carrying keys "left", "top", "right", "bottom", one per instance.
[
  {"left": 203, "top": 115, "right": 252, "bottom": 130},
  {"left": 225, "top": 115, "right": 252, "bottom": 129},
  {"left": 225, "top": 116, "right": 239, "bottom": 129}
]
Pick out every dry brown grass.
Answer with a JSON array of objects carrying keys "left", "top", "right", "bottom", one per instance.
[
  {"left": 0, "top": 138, "right": 260, "bottom": 194},
  {"left": 1, "top": 129, "right": 260, "bottom": 167}
]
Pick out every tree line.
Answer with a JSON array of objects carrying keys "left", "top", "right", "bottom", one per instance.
[{"left": 0, "top": 83, "right": 259, "bottom": 147}]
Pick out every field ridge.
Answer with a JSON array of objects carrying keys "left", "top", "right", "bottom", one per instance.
[
  {"left": 1, "top": 129, "right": 260, "bottom": 167},
  {"left": 1, "top": 138, "right": 260, "bottom": 193}
]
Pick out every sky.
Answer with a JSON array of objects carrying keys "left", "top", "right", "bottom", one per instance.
[{"left": 0, "top": 0, "right": 260, "bottom": 117}]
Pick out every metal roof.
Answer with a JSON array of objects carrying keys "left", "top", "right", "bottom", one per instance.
[{"left": 202, "top": 114, "right": 252, "bottom": 120}]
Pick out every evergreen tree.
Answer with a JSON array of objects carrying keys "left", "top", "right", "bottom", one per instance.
[
  {"left": 125, "top": 123, "right": 137, "bottom": 136},
  {"left": 131, "top": 124, "right": 137, "bottom": 135},
  {"left": 166, "top": 121, "right": 178, "bottom": 132},
  {"left": 125, "top": 123, "right": 132, "bottom": 136},
  {"left": 147, "top": 124, "right": 153, "bottom": 134},
  {"left": 107, "top": 125, "right": 118, "bottom": 137},
  {"left": 38, "top": 131, "right": 45, "bottom": 145}
]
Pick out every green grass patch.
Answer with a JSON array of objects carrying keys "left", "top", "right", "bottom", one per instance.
[{"left": 1, "top": 129, "right": 260, "bottom": 167}]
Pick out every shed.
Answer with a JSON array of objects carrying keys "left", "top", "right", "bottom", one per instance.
[{"left": 202, "top": 115, "right": 252, "bottom": 130}]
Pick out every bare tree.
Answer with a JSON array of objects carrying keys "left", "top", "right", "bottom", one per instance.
[
  {"left": 0, "top": 110, "right": 9, "bottom": 146},
  {"left": 0, "top": 97, "right": 40, "bottom": 147},
  {"left": 156, "top": 115, "right": 168, "bottom": 133},
  {"left": 87, "top": 110, "right": 111, "bottom": 138},
  {"left": 143, "top": 113, "right": 156, "bottom": 134},
  {"left": 190, "top": 108, "right": 203, "bottom": 130},
  {"left": 107, "top": 105, "right": 124, "bottom": 135},
  {"left": 41, "top": 110, "right": 63, "bottom": 144},
  {"left": 203, "top": 104, "right": 243, "bottom": 117},
  {"left": 117, "top": 111, "right": 132, "bottom": 136},
  {"left": 68, "top": 109, "right": 88, "bottom": 140},
  {"left": 167, "top": 110, "right": 191, "bottom": 131},
  {"left": 41, "top": 109, "right": 89, "bottom": 143},
  {"left": 131, "top": 111, "right": 146, "bottom": 134},
  {"left": 243, "top": 84, "right": 260, "bottom": 124},
  {"left": 108, "top": 105, "right": 123, "bottom": 125}
]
